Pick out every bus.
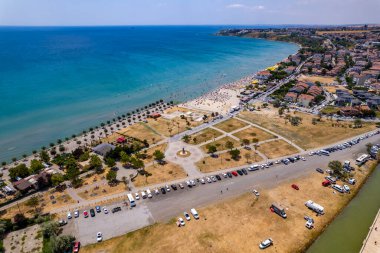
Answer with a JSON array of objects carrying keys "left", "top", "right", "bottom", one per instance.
[
  {"left": 356, "top": 154, "right": 369, "bottom": 166},
  {"left": 127, "top": 193, "right": 136, "bottom": 207}
]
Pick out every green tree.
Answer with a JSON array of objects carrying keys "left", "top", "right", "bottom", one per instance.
[
  {"left": 354, "top": 118, "right": 362, "bottom": 128},
  {"left": 105, "top": 157, "right": 116, "bottom": 168},
  {"left": 328, "top": 160, "right": 343, "bottom": 176},
  {"left": 9, "top": 164, "right": 30, "bottom": 181},
  {"left": 244, "top": 153, "right": 251, "bottom": 163},
  {"left": 120, "top": 151, "right": 131, "bottom": 166},
  {"left": 207, "top": 145, "right": 217, "bottom": 154},
  {"left": 153, "top": 150, "right": 165, "bottom": 162},
  {"left": 40, "top": 150, "right": 50, "bottom": 163},
  {"left": 131, "top": 156, "right": 144, "bottom": 170},
  {"left": 51, "top": 174, "right": 64, "bottom": 186},
  {"left": 13, "top": 213, "right": 28, "bottom": 229},
  {"left": 225, "top": 141, "right": 234, "bottom": 151},
  {"left": 89, "top": 155, "right": 103, "bottom": 173},
  {"left": 106, "top": 170, "right": 117, "bottom": 184},
  {"left": 182, "top": 135, "right": 190, "bottom": 143},
  {"left": 41, "top": 221, "right": 60, "bottom": 238},
  {"left": 229, "top": 149, "right": 241, "bottom": 160},
  {"left": 25, "top": 196, "right": 39, "bottom": 213},
  {"left": 51, "top": 235, "right": 76, "bottom": 253},
  {"left": 242, "top": 139, "right": 250, "bottom": 147},
  {"left": 29, "top": 159, "right": 44, "bottom": 174},
  {"left": 65, "top": 158, "right": 80, "bottom": 183}
]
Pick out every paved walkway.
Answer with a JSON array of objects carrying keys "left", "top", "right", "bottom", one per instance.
[{"left": 360, "top": 208, "right": 380, "bottom": 253}]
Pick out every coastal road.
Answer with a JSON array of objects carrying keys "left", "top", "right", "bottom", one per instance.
[{"left": 62, "top": 132, "right": 380, "bottom": 245}]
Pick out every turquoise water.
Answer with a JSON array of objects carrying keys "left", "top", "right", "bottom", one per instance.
[
  {"left": 307, "top": 166, "right": 380, "bottom": 253},
  {"left": 0, "top": 26, "right": 298, "bottom": 162}
]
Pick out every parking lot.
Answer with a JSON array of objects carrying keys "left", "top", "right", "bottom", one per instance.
[
  {"left": 61, "top": 130, "right": 380, "bottom": 246},
  {"left": 62, "top": 203, "right": 154, "bottom": 245}
]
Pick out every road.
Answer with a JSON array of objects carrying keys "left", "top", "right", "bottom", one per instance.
[{"left": 62, "top": 132, "right": 380, "bottom": 246}]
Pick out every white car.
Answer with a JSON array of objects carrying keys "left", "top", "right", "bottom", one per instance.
[
  {"left": 165, "top": 185, "right": 171, "bottom": 192},
  {"left": 179, "top": 183, "right": 184, "bottom": 189},
  {"left": 184, "top": 212, "right": 191, "bottom": 221},
  {"left": 135, "top": 193, "right": 140, "bottom": 200},
  {"left": 154, "top": 188, "right": 160, "bottom": 195},
  {"left": 178, "top": 217, "right": 185, "bottom": 226},
  {"left": 211, "top": 176, "right": 217, "bottom": 182},
  {"left": 348, "top": 178, "right": 356, "bottom": 185},
  {"left": 96, "top": 232, "right": 103, "bottom": 242},
  {"left": 222, "top": 173, "right": 228, "bottom": 178},
  {"left": 186, "top": 181, "right": 192, "bottom": 187},
  {"left": 200, "top": 178, "right": 205, "bottom": 184},
  {"left": 343, "top": 185, "right": 350, "bottom": 192},
  {"left": 67, "top": 212, "right": 72, "bottom": 219},
  {"left": 74, "top": 210, "right": 79, "bottom": 218},
  {"left": 301, "top": 157, "right": 306, "bottom": 161},
  {"left": 305, "top": 220, "right": 314, "bottom": 229},
  {"left": 206, "top": 177, "right": 212, "bottom": 183},
  {"left": 259, "top": 238, "right": 273, "bottom": 249},
  {"left": 190, "top": 180, "right": 196, "bottom": 186},
  {"left": 253, "top": 189, "right": 260, "bottom": 196}
]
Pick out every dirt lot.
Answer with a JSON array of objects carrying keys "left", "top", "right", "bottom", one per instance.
[
  {"left": 119, "top": 122, "right": 164, "bottom": 144},
  {"left": 196, "top": 149, "right": 263, "bottom": 173},
  {"left": 257, "top": 140, "right": 299, "bottom": 159},
  {"left": 298, "top": 74, "right": 336, "bottom": 84},
  {"left": 189, "top": 128, "right": 224, "bottom": 145},
  {"left": 145, "top": 117, "right": 201, "bottom": 137},
  {"left": 233, "top": 126, "right": 277, "bottom": 142},
  {"left": 4, "top": 224, "right": 42, "bottom": 253},
  {"left": 238, "top": 110, "right": 377, "bottom": 150},
  {"left": 323, "top": 85, "right": 350, "bottom": 94},
  {"left": 200, "top": 136, "right": 241, "bottom": 153},
  {"left": 213, "top": 118, "right": 249, "bottom": 133},
  {"left": 82, "top": 160, "right": 376, "bottom": 253},
  {"left": 132, "top": 162, "right": 186, "bottom": 188},
  {"left": 77, "top": 182, "right": 126, "bottom": 201}
]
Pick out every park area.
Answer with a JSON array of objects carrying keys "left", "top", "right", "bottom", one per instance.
[
  {"left": 298, "top": 74, "right": 336, "bottom": 84},
  {"left": 232, "top": 126, "right": 277, "bottom": 143},
  {"left": 188, "top": 128, "right": 224, "bottom": 145},
  {"left": 214, "top": 118, "right": 249, "bottom": 133},
  {"left": 200, "top": 136, "right": 241, "bottom": 153},
  {"left": 257, "top": 140, "right": 299, "bottom": 159},
  {"left": 82, "top": 161, "right": 376, "bottom": 253},
  {"left": 238, "top": 110, "right": 377, "bottom": 150}
]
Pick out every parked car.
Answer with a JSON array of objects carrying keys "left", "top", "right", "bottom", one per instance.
[
  {"left": 96, "top": 232, "right": 103, "bottom": 242},
  {"left": 242, "top": 168, "right": 248, "bottom": 175},
  {"left": 200, "top": 178, "right": 205, "bottom": 184},
  {"left": 252, "top": 189, "right": 260, "bottom": 196},
  {"left": 190, "top": 208, "right": 199, "bottom": 219},
  {"left": 111, "top": 207, "right": 121, "bottom": 213},
  {"left": 291, "top": 184, "right": 299, "bottom": 190},
  {"left": 211, "top": 176, "right": 217, "bottom": 182},
  {"left": 165, "top": 185, "right": 171, "bottom": 192},
  {"left": 232, "top": 171, "right": 238, "bottom": 177},
  {"left": 259, "top": 238, "right": 273, "bottom": 249},
  {"left": 222, "top": 173, "right": 228, "bottom": 178},
  {"left": 135, "top": 192, "right": 140, "bottom": 200},
  {"left": 160, "top": 187, "right": 166, "bottom": 194},
  {"left": 90, "top": 209, "right": 95, "bottom": 217},
  {"left": 186, "top": 181, "right": 192, "bottom": 187},
  {"left": 95, "top": 206, "right": 101, "bottom": 213},
  {"left": 83, "top": 210, "right": 89, "bottom": 218},
  {"left": 73, "top": 241, "right": 80, "bottom": 253},
  {"left": 322, "top": 180, "right": 331, "bottom": 187},
  {"left": 67, "top": 212, "right": 72, "bottom": 219},
  {"left": 343, "top": 185, "right": 350, "bottom": 193},
  {"left": 316, "top": 168, "right": 324, "bottom": 174},
  {"left": 215, "top": 175, "right": 222, "bottom": 180},
  {"left": 305, "top": 220, "right": 314, "bottom": 229},
  {"left": 154, "top": 188, "right": 160, "bottom": 195},
  {"left": 178, "top": 217, "right": 185, "bottom": 226},
  {"left": 237, "top": 170, "right": 243, "bottom": 176},
  {"left": 227, "top": 172, "right": 232, "bottom": 178},
  {"left": 103, "top": 207, "right": 109, "bottom": 214},
  {"left": 347, "top": 178, "right": 356, "bottom": 185},
  {"left": 178, "top": 183, "right": 184, "bottom": 189},
  {"left": 58, "top": 219, "right": 67, "bottom": 226},
  {"left": 184, "top": 212, "right": 191, "bottom": 221},
  {"left": 74, "top": 210, "right": 79, "bottom": 218},
  {"left": 206, "top": 177, "right": 212, "bottom": 183},
  {"left": 171, "top": 184, "right": 177, "bottom": 190}
]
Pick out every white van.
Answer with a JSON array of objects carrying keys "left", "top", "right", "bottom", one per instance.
[
  {"left": 141, "top": 191, "right": 147, "bottom": 199},
  {"left": 332, "top": 184, "right": 344, "bottom": 193},
  {"left": 146, "top": 189, "right": 152, "bottom": 198},
  {"left": 190, "top": 208, "right": 199, "bottom": 219}
]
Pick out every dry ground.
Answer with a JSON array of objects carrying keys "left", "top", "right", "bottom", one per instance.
[
  {"left": 145, "top": 117, "right": 201, "bottom": 137},
  {"left": 142, "top": 143, "right": 168, "bottom": 164},
  {"left": 298, "top": 74, "right": 336, "bottom": 84},
  {"left": 4, "top": 224, "right": 42, "bottom": 253},
  {"left": 118, "top": 122, "right": 163, "bottom": 145},
  {"left": 200, "top": 136, "right": 241, "bottom": 153},
  {"left": 232, "top": 126, "right": 277, "bottom": 142},
  {"left": 196, "top": 149, "right": 263, "bottom": 173},
  {"left": 214, "top": 118, "right": 249, "bottom": 133},
  {"left": 316, "top": 30, "right": 370, "bottom": 35},
  {"left": 188, "top": 128, "right": 224, "bottom": 145},
  {"left": 238, "top": 110, "right": 377, "bottom": 150},
  {"left": 82, "top": 160, "right": 376, "bottom": 253},
  {"left": 323, "top": 85, "right": 350, "bottom": 94},
  {"left": 77, "top": 182, "right": 126, "bottom": 201},
  {"left": 132, "top": 162, "right": 187, "bottom": 188},
  {"left": 257, "top": 140, "right": 299, "bottom": 159}
]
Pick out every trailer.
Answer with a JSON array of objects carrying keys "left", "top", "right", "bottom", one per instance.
[
  {"left": 305, "top": 200, "right": 324, "bottom": 214},
  {"left": 270, "top": 203, "right": 287, "bottom": 218}
]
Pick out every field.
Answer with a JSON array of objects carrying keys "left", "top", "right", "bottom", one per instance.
[
  {"left": 118, "top": 122, "right": 163, "bottom": 144},
  {"left": 232, "top": 126, "right": 277, "bottom": 142},
  {"left": 323, "top": 85, "right": 349, "bottom": 94},
  {"left": 82, "top": 161, "right": 376, "bottom": 253},
  {"left": 145, "top": 117, "right": 201, "bottom": 137},
  {"left": 257, "top": 140, "right": 299, "bottom": 159},
  {"left": 132, "top": 162, "right": 186, "bottom": 187},
  {"left": 4, "top": 224, "right": 42, "bottom": 253},
  {"left": 196, "top": 148, "right": 263, "bottom": 173},
  {"left": 77, "top": 182, "right": 126, "bottom": 201},
  {"left": 200, "top": 136, "right": 241, "bottom": 153},
  {"left": 238, "top": 111, "right": 377, "bottom": 150},
  {"left": 143, "top": 143, "right": 168, "bottom": 163},
  {"left": 189, "top": 128, "right": 224, "bottom": 145},
  {"left": 320, "top": 106, "right": 341, "bottom": 115},
  {"left": 213, "top": 118, "right": 249, "bottom": 133},
  {"left": 298, "top": 74, "right": 336, "bottom": 84},
  {"left": 316, "top": 30, "right": 370, "bottom": 35}
]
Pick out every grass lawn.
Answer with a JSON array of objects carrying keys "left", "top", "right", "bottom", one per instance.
[
  {"left": 200, "top": 136, "right": 241, "bottom": 153},
  {"left": 119, "top": 122, "right": 163, "bottom": 144},
  {"left": 238, "top": 111, "right": 377, "bottom": 150},
  {"left": 132, "top": 162, "right": 186, "bottom": 187},
  {"left": 232, "top": 126, "right": 277, "bottom": 142},
  {"left": 213, "top": 118, "right": 249, "bottom": 133},
  {"left": 298, "top": 74, "right": 336, "bottom": 84},
  {"left": 145, "top": 117, "right": 201, "bottom": 137},
  {"left": 320, "top": 106, "right": 341, "bottom": 115},
  {"left": 82, "top": 161, "right": 376, "bottom": 253},
  {"left": 196, "top": 149, "right": 263, "bottom": 173},
  {"left": 257, "top": 140, "right": 299, "bottom": 159},
  {"left": 189, "top": 128, "right": 224, "bottom": 145},
  {"left": 143, "top": 143, "right": 168, "bottom": 164},
  {"left": 77, "top": 182, "right": 126, "bottom": 201}
]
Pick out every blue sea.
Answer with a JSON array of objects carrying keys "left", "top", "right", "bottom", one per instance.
[{"left": 0, "top": 26, "right": 298, "bottom": 162}]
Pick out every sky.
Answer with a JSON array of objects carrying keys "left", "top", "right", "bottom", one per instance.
[{"left": 0, "top": 0, "right": 379, "bottom": 26}]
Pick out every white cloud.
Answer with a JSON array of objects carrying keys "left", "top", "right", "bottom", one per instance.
[
  {"left": 226, "top": 3, "right": 265, "bottom": 11},
  {"left": 226, "top": 3, "right": 245, "bottom": 9}
]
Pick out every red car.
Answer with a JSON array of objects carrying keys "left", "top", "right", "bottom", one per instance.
[
  {"left": 73, "top": 241, "right": 80, "bottom": 252},
  {"left": 83, "top": 210, "right": 89, "bottom": 218},
  {"left": 231, "top": 171, "right": 238, "bottom": 177},
  {"left": 322, "top": 180, "right": 331, "bottom": 187},
  {"left": 291, "top": 184, "right": 299, "bottom": 190}
]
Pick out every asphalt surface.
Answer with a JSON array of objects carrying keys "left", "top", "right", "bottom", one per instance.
[{"left": 62, "top": 132, "right": 380, "bottom": 245}]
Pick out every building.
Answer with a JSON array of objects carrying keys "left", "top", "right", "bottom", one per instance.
[
  {"left": 92, "top": 143, "right": 116, "bottom": 157},
  {"left": 298, "top": 94, "right": 315, "bottom": 107},
  {"left": 284, "top": 92, "right": 298, "bottom": 102}
]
